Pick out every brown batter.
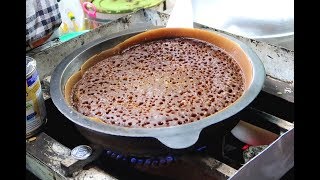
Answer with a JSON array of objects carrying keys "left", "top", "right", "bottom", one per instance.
[{"left": 70, "top": 37, "right": 245, "bottom": 128}]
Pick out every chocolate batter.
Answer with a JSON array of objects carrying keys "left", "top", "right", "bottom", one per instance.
[{"left": 70, "top": 37, "right": 245, "bottom": 128}]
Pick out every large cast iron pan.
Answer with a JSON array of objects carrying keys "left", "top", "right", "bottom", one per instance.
[{"left": 50, "top": 27, "right": 265, "bottom": 156}]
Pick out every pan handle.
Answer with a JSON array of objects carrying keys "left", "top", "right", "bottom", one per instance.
[{"left": 156, "top": 130, "right": 201, "bottom": 149}]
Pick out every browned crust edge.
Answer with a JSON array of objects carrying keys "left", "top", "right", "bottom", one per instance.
[{"left": 65, "top": 71, "right": 81, "bottom": 106}]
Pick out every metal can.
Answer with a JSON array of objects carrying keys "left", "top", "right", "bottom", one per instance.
[{"left": 26, "top": 56, "right": 46, "bottom": 138}]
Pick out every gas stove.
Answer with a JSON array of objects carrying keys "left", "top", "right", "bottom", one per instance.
[
  {"left": 26, "top": 90, "right": 293, "bottom": 180},
  {"left": 26, "top": 9, "right": 294, "bottom": 180}
]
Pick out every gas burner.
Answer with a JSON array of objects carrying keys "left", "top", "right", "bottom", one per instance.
[
  {"left": 103, "top": 149, "right": 175, "bottom": 166},
  {"left": 102, "top": 145, "right": 207, "bottom": 166}
]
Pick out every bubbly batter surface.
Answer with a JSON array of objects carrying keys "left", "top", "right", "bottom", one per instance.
[{"left": 71, "top": 37, "right": 245, "bottom": 128}]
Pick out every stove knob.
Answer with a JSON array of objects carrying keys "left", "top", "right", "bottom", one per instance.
[
  {"left": 144, "top": 159, "right": 151, "bottom": 166},
  {"left": 130, "top": 158, "right": 137, "bottom": 164},
  {"left": 70, "top": 145, "right": 92, "bottom": 160}
]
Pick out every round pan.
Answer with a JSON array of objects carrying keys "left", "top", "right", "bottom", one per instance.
[{"left": 50, "top": 27, "right": 265, "bottom": 149}]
